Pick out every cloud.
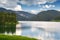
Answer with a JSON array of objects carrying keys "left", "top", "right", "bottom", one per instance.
[
  {"left": 19, "top": 0, "right": 57, "bottom": 5},
  {"left": 30, "top": 10, "right": 40, "bottom": 14},
  {"left": 13, "top": 5, "right": 22, "bottom": 11},
  {"left": 0, "top": 0, "right": 22, "bottom": 11},
  {"left": 0, "top": 0, "right": 57, "bottom": 11},
  {"left": 46, "top": 0, "right": 57, "bottom": 3},
  {"left": 30, "top": 9, "right": 47, "bottom": 14},
  {"left": 58, "top": 10, "right": 60, "bottom": 11},
  {"left": 43, "top": 5, "right": 55, "bottom": 9}
]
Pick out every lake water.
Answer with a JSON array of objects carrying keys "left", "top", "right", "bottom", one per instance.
[{"left": 0, "top": 21, "right": 60, "bottom": 40}]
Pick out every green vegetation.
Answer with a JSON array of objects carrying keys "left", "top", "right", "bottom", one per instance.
[
  {"left": 0, "top": 12, "right": 17, "bottom": 33},
  {"left": 0, "top": 24, "right": 16, "bottom": 34},
  {"left": 0, "top": 12, "right": 17, "bottom": 25},
  {"left": 0, "top": 35, "right": 37, "bottom": 40},
  {"left": 51, "top": 20, "right": 60, "bottom": 22},
  {"left": 0, "top": 11, "right": 37, "bottom": 40}
]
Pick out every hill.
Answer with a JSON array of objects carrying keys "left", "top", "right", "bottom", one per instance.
[
  {"left": 0, "top": 8, "right": 60, "bottom": 21},
  {"left": 31, "top": 10, "right": 60, "bottom": 21},
  {"left": 0, "top": 8, "right": 35, "bottom": 21}
]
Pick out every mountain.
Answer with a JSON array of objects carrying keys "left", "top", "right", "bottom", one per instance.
[
  {"left": 0, "top": 8, "right": 60, "bottom": 21},
  {"left": 0, "top": 8, "right": 14, "bottom": 13},
  {"left": 31, "top": 10, "right": 60, "bottom": 21},
  {"left": 0, "top": 8, "right": 35, "bottom": 21},
  {"left": 15, "top": 11, "right": 35, "bottom": 21},
  {"left": 0, "top": 8, "right": 7, "bottom": 12}
]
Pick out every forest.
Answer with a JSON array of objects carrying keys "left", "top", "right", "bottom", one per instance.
[
  {"left": 0, "top": 11, "right": 17, "bottom": 33},
  {"left": 0, "top": 12, "right": 17, "bottom": 25}
]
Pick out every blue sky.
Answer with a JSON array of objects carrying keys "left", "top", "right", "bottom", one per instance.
[
  {"left": 0, "top": 0, "right": 60, "bottom": 14},
  {"left": 20, "top": 0, "right": 60, "bottom": 12}
]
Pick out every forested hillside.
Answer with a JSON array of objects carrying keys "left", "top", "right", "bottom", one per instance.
[{"left": 0, "top": 12, "right": 17, "bottom": 25}]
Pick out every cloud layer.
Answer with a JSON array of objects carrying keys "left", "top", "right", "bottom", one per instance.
[
  {"left": 20, "top": 0, "right": 57, "bottom": 5},
  {"left": 0, "top": 0, "right": 22, "bottom": 11},
  {"left": 0, "top": 0, "right": 57, "bottom": 11},
  {"left": 43, "top": 5, "right": 55, "bottom": 9}
]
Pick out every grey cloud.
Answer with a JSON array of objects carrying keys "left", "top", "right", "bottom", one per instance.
[
  {"left": 46, "top": 0, "right": 57, "bottom": 3},
  {"left": 19, "top": 0, "right": 57, "bottom": 5},
  {"left": 0, "top": 0, "right": 57, "bottom": 11},
  {"left": 0, "top": 0, "right": 22, "bottom": 10}
]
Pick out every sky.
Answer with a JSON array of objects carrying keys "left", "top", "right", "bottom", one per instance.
[{"left": 0, "top": 0, "right": 60, "bottom": 14}]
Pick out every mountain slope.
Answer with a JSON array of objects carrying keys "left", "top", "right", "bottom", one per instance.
[
  {"left": 15, "top": 11, "right": 35, "bottom": 21},
  {"left": 0, "top": 8, "right": 35, "bottom": 21},
  {"left": 31, "top": 10, "right": 60, "bottom": 21},
  {"left": 0, "top": 8, "right": 60, "bottom": 21}
]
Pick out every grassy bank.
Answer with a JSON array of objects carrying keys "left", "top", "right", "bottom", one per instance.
[
  {"left": 0, "top": 35, "right": 37, "bottom": 40},
  {"left": 51, "top": 20, "right": 60, "bottom": 22}
]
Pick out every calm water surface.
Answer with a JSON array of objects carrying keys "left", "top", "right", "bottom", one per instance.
[{"left": 0, "top": 21, "right": 60, "bottom": 40}]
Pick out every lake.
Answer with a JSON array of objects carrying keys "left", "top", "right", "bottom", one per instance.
[{"left": 0, "top": 21, "right": 60, "bottom": 40}]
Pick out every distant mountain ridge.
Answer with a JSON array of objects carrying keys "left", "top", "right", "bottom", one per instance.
[
  {"left": 31, "top": 10, "right": 60, "bottom": 21},
  {"left": 0, "top": 8, "right": 35, "bottom": 21},
  {"left": 0, "top": 8, "right": 60, "bottom": 21},
  {"left": 15, "top": 11, "right": 35, "bottom": 21}
]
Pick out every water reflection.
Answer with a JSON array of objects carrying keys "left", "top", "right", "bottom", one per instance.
[
  {"left": 0, "top": 21, "right": 60, "bottom": 40},
  {"left": 0, "top": 24, "right": 16, "bottom": 34},
  {"left": 18, "top": 21, "right": 60, "bottom": 40}
]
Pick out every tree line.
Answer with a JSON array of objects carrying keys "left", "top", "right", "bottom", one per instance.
[{"left": 0, "top": 12, "right": 17, "bottom": 26}]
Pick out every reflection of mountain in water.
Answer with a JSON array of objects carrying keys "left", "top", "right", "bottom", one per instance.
[
  {"left": 18, "top": 21, "right": 60, "bottom": 40},
  {"left": 21, "top": 25, "right": 60, "bottom": 40}
]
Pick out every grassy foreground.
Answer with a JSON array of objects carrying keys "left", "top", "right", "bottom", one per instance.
[{"left": 0, "top": 35, "right": 37, "bottom": 40}]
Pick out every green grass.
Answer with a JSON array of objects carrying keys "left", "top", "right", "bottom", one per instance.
[
  {"left": 0, "top": 34, "right": 37, "bottom": 40},
  {"left": 51, "top": 20, "right": 60, "bottom": 22}
]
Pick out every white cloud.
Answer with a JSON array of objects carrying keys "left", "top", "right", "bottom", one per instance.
[
  {"left": 58, "top": 10, "right": 60, "bottom": 11},
  {"left": 0, "top": 0, "right": 7, "bottom": 4},
  {"left": 30, "top": 9, "right": 46, "bottom": 14},
  {"left": 0, "top": 0, "right": 57, "bottom": 11},
  {"left": 43, "top": 5, "right": 55, "bottom": 9},
  {"left": 30, "top": 10, "right": 39, "bottom": 14},
  {"left": 0, "top": 0, "right": 22, "bottom": 11},
  {"left": 46, "top": 0, "right": 57, "bottom": 3},
  {"left": 19, "top": 0, "right": 57, "bottom": 5},
  {"left": 13, "top": 5, "right": 22, "bottom": 11}
]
